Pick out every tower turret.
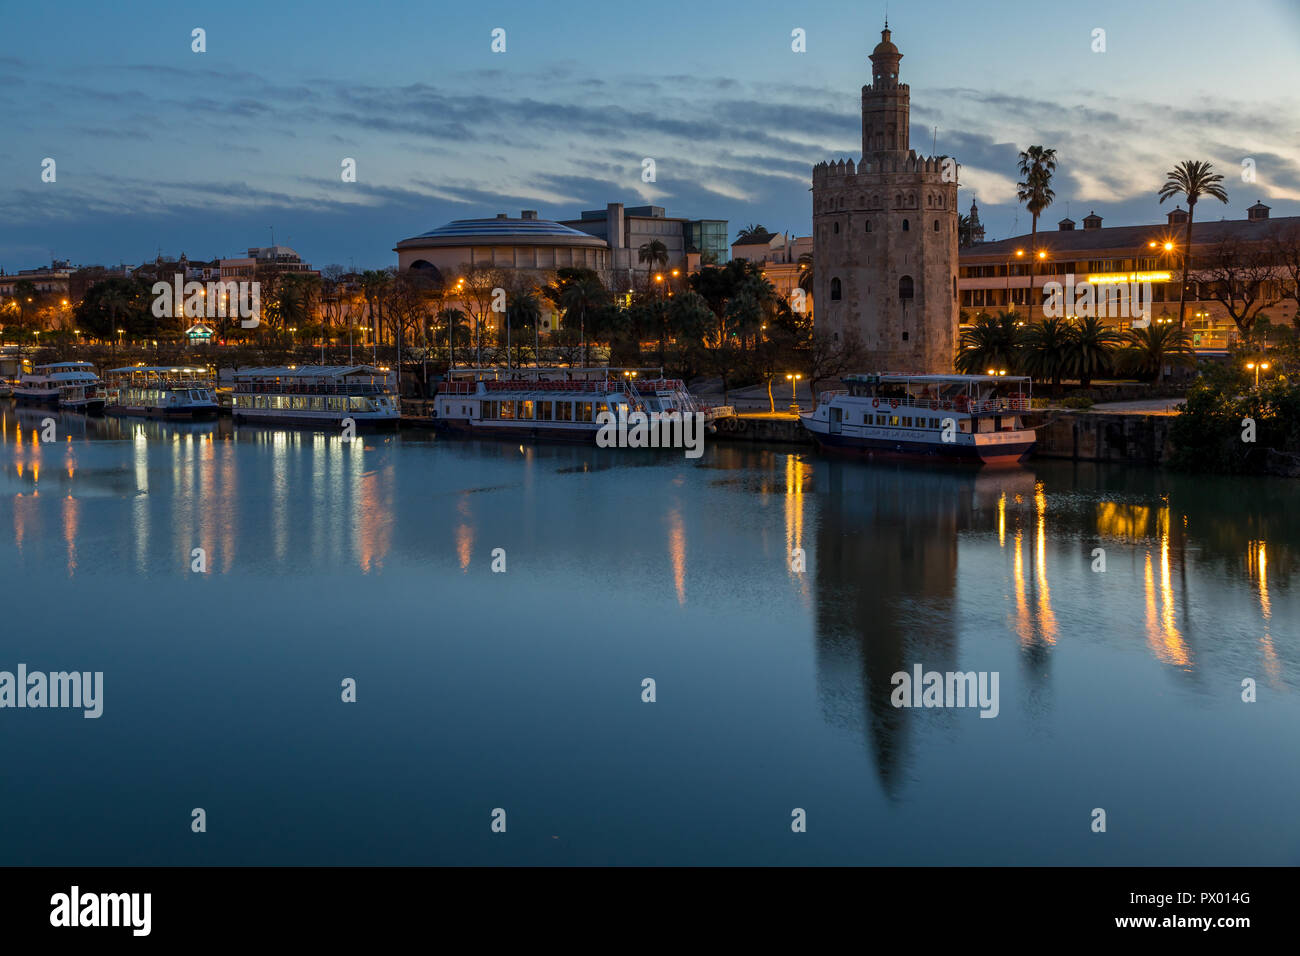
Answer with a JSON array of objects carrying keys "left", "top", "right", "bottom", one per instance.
[{"left": 862, "top": 25, "right": 910, "bottom": 155}]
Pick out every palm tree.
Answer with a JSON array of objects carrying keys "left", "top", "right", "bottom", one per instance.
[
  {"left": 957, "top": 214, "right": 973, "bottom": 248},
  {"left": 1066, "top": 317, "right": 1124, "bottom": 388},
  {"left": 101, "top": 283, "right": 131, "bottom": 355},
  {"left": 638, "top": 240, "right": 669, "bottom": 292},
  {"left": 1158, "top": 160, "right": 1229, "bottom": 328},
  {"left": 1121, "top": 323, "right": 1194, "bottom": 384},
  {"left": 1016, "top": 146, "right": 1057, "bottom": 305},
  {"left": 505, "top": 290, "right": 542, "bottom": 367},
  {"left": 955, "top": 311, "right": 1020, "bottom": 374},
  {"left": 797, "top": 253, "right": 814, "bottom": 295},
  {"left": 736, "top": 224, "right": 769, "bottom": 243},
  {"left": 1019, "top": 316, "right": 1072, "bottom": 394},
  {"left": 559, "top": 276, "right": 607, "bottom": 367}
]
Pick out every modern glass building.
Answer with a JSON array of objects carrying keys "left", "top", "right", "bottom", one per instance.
[{"left": 684, "top": 219, "right": 729, "bottom": 265}]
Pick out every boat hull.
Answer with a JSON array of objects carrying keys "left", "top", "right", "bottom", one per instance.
[
  {"left": 62, "top": 399, "right": 106, "bottom": 414},
  {"left": 431, "top": 418, "right": 599, "bottom": 444},
  {"left": 233, "top": 411, "right": 398, "bottom": 430},
  {"left": 106, "top": 405, "right": 219, "bottom": 421},
  {"left": 808, "top": 428, "right": 1034, "bottom": 465},
  {"left": 14, "top": 391, "right": 59, "bottom": 406}
]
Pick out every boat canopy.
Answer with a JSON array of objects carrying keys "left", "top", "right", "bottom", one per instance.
[
  {"left": 106, "top": 366, "right": 210, "bottom": 375},
  {"left": 35, "top": 362, "right": 97, "bottom": 372},
  {"left": 233, "top": 365, "right": 386, "bottom": 379}
]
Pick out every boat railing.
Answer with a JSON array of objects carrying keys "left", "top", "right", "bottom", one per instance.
[
  {"left": 233, "top": 381, "right": 390, "bottom": 395},
  {"left": 845, "top": 393, "right": 1030, "bottom": 413}
]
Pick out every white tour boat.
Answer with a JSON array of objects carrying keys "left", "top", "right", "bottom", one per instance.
[
  {"left": 433, "top": 367, "right": 711, "bottom": 442},
  {"left": 13, "top": 362, "right": 107, "bottom": 412},
  {"left": 230, "top": 366, "right": 399, "bottom": 428},
  {"left": 104, "top": 366, "right": 219, "bottom": 420},
  {"left": 801, "top": 373, "right": 1036, "bottom": 464}
]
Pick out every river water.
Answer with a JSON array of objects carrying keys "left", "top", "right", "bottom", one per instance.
[{"left": 1, "top": 405, "right": 1296, "bottom": 865}]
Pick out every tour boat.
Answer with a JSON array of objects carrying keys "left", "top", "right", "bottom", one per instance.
[
  {"left": 104, "top": 366, "right": 219, "bottom": 420},
  {"left": 230, "top": 365, "right": 399, "bottom": 428},
  {"left": 800, "top": 373, "right": 1036, "bottom": 464},
  {"left": 13, "top": 362, "right": 107, "bottom": 412},
  {"left": 432, "top": 367, "right": 711, "bottom": 442}
]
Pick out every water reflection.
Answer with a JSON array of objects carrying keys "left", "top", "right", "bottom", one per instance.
[{"left": 2, "top": 405, "right": 1295, "bottom": 721}]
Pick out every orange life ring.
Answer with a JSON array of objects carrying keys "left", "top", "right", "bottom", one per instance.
[
  {"left": 954, "top": 395, "right": 968, "bottom": 411},
  {"left": 942, "top": 400, "right": 952, "bottom": 410},
  {"left": 889, "top": 399, "right": 899, "bottom": 409},
  {"left": 871, "top": 398, "right": 880, "bottom": 408}
]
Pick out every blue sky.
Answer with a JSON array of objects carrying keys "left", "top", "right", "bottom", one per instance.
[{"left": 2, "top": 0, "right": 1299, "bottom": 271}]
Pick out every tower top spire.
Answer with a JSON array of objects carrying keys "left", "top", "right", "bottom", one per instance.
[{"left": 869, "top": 25, "right": 902, "bottom": 88}]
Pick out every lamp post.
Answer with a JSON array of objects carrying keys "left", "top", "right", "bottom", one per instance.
[
  {"left": 1245, "top": 361, "right": 1269, "bottom": 388},
  {"left": 786, "top": 372, "right": 802, "bottom": 411},
  {"left": 1007, "top": 249, "right": 1024, "bottom": 312}
]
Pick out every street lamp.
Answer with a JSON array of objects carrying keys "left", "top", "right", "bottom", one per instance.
[
  {"left": 785, "top": 372, "right": 802, "bottom": 411},
  {"left": 1245, "top": 361, "right": 1270, "bottom": 387}
]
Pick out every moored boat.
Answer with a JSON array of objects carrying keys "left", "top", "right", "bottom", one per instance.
[
  {"left": 432, "top": 367, "right": 711, "bottom": 443},
  {"left": 13, "top": 362, "right": 107, "bottom": 413},
  {"left": 230, "top": 365, "right": 399, "bottom": 429},
  {"left": 800, "top": 373, "right": 1036, "bottom": 464},
  {"left": 104, "top": 366, "right": 219, "bottom": 420}
]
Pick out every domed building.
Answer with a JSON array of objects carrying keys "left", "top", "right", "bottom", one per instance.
[{"left": 394, "top": 211, "right": 610, "bottom": 286}]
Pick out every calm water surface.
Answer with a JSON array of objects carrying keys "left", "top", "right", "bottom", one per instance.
[{"left": 1, "top": 404, "right": 1297, "bottom": 865}]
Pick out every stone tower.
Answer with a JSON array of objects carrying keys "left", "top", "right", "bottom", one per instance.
[{"left": 812, "top": 25, "right": 959, "bottom": 373}]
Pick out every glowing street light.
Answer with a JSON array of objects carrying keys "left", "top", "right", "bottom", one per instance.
[
  {"left": 1245, "top": 360, "right": 1270, "bottom": 387},
  {"left": 785, "top": 371, "right": 802, "bottom": 410}
]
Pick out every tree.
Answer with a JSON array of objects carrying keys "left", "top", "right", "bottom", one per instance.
[
  {"left": 359, "top": 269, "right": 392, "bottom": 352},
  {"left": 504, "top": 285, "right": 543, "bottom": 367},
  {"left": 459, "top": 264, "right": 510, "bottom": 366},
  {"left": 1270, "top": 225, "right": 1300, "bottom": 328},
  {"left": 958, "top": 214, "right": 973, "bottom": 249},
  {"left": 1158, "top": 160, "right": 1229, "bottom": 328},
  {"left": 797, "top": 253, "right": 814, "bottom": 294},
  {"left": 74, "top": 276, "right": 151, "bottom": 347},
  {"left": 802, "top": 328, "right": 867, "bottom": 411},
  {"left": 437, "top": 307, "right": 471, "bottom": 368},
  {"left": 1065, "top": 316, "right": 1123, "bottom": 387},
  {"left": 1200, "top": 236, "right": 1282, "bottom": 334},
  {"left": 637, "top": 239, "right": 669, "bottom": 291},
  {"left": 1019, "top": 316, "right": 1072, "bottom": 394},
  {"left": 955, "top": 311, "right": 1020, "bottom": 374},
  {"left": 1016, "top": 145, "right": 1057, "bottom": 300},
  {"left": 736, "top": 224, "right": 769, "bottom": 243},
  {"left": 1121, "top": 322, "right": 1194, "bottom": 384},
  {"left": 558, "top": 275, "right": 607, "bottom": 367}
]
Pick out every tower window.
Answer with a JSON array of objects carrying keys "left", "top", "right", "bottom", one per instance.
[
  {"left": 830, "top": 278, "right": 842, "bottom": 301},
  {"left": 899, "top": 276, "right": 914, "bottom": 300},
  {"left": 902, "top": 331, "right": 909, "bottom": 341},
  {"left": 933, "top": 220, "right": 940, "bottom": 231},
  {"left": 902, "top": 219, "right": 909, "bottom": 231},
  {"left": 865, "top": 220, "right": 871, "bottom": 233},
  {"left": 834, "top": 222, "right": 840, "bottom": 234}
]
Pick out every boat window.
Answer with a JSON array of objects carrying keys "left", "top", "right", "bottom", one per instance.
[
  {"left": 577, "top": 402, "right": 593, "bottom": 422},
  {"left": 959, "top": 419, "right": 971, "bottom": 433},
  {"left": 890, "top": 415, "right": 900, "bottom": 426},
  {"left": 520, "top": 400, "right": 535, "bottom": 421},
  {"left": 556, "top": 402, "right": 573, "bottom": 421},
  {"left": 500, "top": 401, "right": 515, "bottom": 420},
  {"left": 538, "top": 401, "right": 552, "bottom": 420},
  {"left": 876, "top": 415, "right": 886, "bottom": 425}
]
